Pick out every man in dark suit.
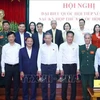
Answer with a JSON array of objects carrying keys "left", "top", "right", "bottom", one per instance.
[
  {"left": 19, "top": 37, "right": 38, "bottom": 100},
  {"left": 32, "top": 22, "right": 45, "bottom": 50},
  {"left": 46, "top": 20, "right": 63, "bottom": 47},
  {"left": 15, "top": 23, "right": 30, "bottom": 48},
  {"left": 79, "top": 33, "right": 97, "bottom": 100}
]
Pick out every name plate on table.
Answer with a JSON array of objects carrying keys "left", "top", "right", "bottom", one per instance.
[{"left": 93, "top": 80, "right": 100, "bottom": 91}]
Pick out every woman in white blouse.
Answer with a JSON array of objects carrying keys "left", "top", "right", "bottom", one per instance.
[{"left": 62, "top": 22, "right": 71, "bottom": 41}]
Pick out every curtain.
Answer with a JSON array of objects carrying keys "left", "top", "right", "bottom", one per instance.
[{"left": 0, "top": 0, "right": 26, "bottom": 23}]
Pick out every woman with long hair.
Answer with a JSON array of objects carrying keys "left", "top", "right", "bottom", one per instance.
[
  {"left": 27, "top": 22, "right": 37, "bottom": 36},
  {"left": 92, "top": 24, "right": 100, "bottom": 48}
]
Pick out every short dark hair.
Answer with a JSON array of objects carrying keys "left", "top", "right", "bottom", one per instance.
[
  {"left": 63, "top": 22, "right": 71, "bottom": 30},
  {"left": 18, "top": 22, "right": 25, "bottom": 26},
  {"left": 37, "top": 22, "right": 43, "bottom": 26},
  {"left": 66, "top": 31, "right": 74, "bottom": 36},
  {"left": 7, "top": 31, "right": 15, "bottom": 37},
  {"left": 26, "top": 37, "right": 33, "bottom": 41},
  {"left": 2, "top": 20, "right": 10, "bottom": 25},
  {"left": 79, "top": 18, "right": 85, "bottom": 24}
]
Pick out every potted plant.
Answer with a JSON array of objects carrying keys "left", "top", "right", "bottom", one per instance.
[{"left": 10, "top": 22, "right": 18, "bottom": 32}]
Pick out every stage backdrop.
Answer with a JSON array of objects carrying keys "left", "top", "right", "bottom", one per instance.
[
  {"left": 0, "top": 0, "right": 26, "bottom": 23},
  {"left": 29, "top": 0, "right": 100, "bottom": 32}
]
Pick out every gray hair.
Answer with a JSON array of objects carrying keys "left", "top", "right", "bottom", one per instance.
[
  {"left": 44, "top": 32, "right": 52, "bottom": 37},
  {"left": 84, "top": 33, "right": 92, "bottom": 38},
  {"left": 51, "top": 20, "right": 57, "bottom": 25}
]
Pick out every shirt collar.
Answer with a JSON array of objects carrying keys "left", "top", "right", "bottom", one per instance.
[
  {"left": 8, "top": 42, "right": 16, "bottom": 46},
  {"left": 38, "top": 32, "right": 43, "bottom": 34},
  {"left": 26, "top": 47, "right": 32, "bottom": 51},
  {"left": 52, "top": 29, "right": 56, "bottom": 32},
  {"left": 19, "top": 32, "right": 24, "bottom": 35},
  {"left": 45, "top": 42, "right": 52, "bottom": 46},
  {"left": 86, "top": 44, "right": 91, "bottom": 48},
  {"left": 66, "top": 41, "right": 74, "bottom": 46}
]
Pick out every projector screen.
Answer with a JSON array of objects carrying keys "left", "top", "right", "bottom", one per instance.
[{"left": 29, "top": 0, "right": 100, "bottom": 32}]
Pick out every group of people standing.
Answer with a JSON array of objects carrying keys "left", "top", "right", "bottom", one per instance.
[{"left": 0, "top": 18, "right": 100, "bottom": 100}]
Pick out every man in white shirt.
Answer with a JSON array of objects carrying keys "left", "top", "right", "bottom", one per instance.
[
  {"left": 59, "top": 31, "right": 79, "bottom": 100},
  {"left": 1, "top": 31, "right": 20, "bottom": 100},
  {"left": 19, "top": 37, "right": 38, "bottom": 100},
  {"left": 94, "top": 48, "right": 100, "bottom": 100},
  {"left": 32, "top": 22, "right": 45, "bottom": 50},
  {"left": 74, "top": 18, "right": 91, "bottom": 45},
  {"left": 94, "top": 48, "right": 100, "bottom": 78},
  {"left": 37, "top": 32, "right": 59, "bottom": 100}
]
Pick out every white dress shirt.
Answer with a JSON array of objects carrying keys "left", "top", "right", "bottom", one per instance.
[
  {"left": 86, "top": 44, "right": 90, "bottom": 50},
  {"left": 19, "top": 33, "right": 25, "bottom": 48},
  {"left": 37, "top": 43, "right": 59, "bottom": 71},
  {"left": 38, "top": 33, "right": 43, "bottom": 47},
  {"left": 1, "top": 43, "right": 21, "bottom": 72},
  {"left": 62, "top": 31, "right": 66, "bottom": 42},
  {"left": 52, "top": 29, "right": 56, "bottom": 43},
  {"left": 94, "top": 48, "right": 100, "bottom": 72},
  {"left": 26, "top": 47, "right": 32, "bottom": 59},
  {"left": 73, "top": 28, "right": 90, "bottom": 45},
  {"left": 59, "top": 42, "right": 79, "bottom": 70}
]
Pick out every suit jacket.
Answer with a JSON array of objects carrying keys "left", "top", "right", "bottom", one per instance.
[
  {"left": 15, "top": 31, "right": 30, "bottom": 46},
  {"left": 19, "top": 47, "right": 38, "bottom": 74},
  {"left": 32, "top": 32, "right": 45, "bottom": 50},
  {"left": 79, "top": 44, "right": 97, "bottom": 74},
  {"left": 46, "top": 29, "right": 63, "bottom": 47}
]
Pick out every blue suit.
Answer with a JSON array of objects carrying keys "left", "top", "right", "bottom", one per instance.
[
  {"left": 19, "top": 47, "right": 38, "bottom": 100},
  {"left": 32, "top": 32, "right": 45, "bottom": 51},
  {"left": 15, "top": 32, "right": 30, "bottom": 46}
]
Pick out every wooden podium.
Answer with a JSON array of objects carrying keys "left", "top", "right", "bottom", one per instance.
[{"left": 87, "top": 88, "right": 100, "bottom": 100}]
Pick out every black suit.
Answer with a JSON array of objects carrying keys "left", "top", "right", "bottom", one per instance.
[
  {"left": 32, "top": 32, "right": 45, "bottom": 51},
  {"left": 46, "top": 29, "right": 63, "bottom": 47}
]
